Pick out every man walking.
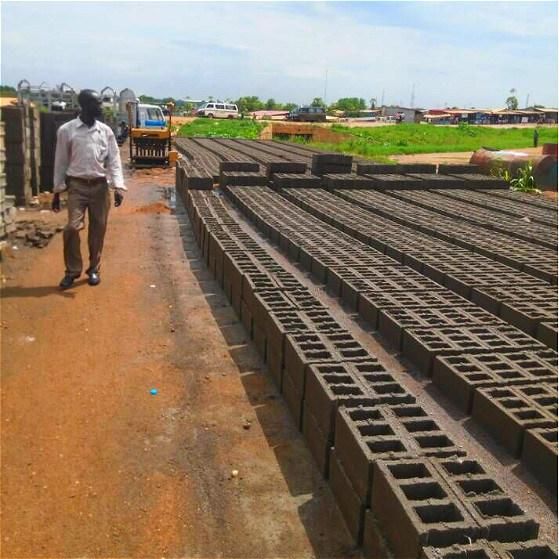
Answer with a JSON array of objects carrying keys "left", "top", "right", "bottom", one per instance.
[{"left": 52, "top": 89, "right": 127, "bottom": 289}]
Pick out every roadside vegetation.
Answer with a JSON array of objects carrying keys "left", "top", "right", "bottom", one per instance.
[
  {"left": 510, "top": 164, "right": 540, "bottom": 193},
  {"left": 492, "top": 163, "right": 541, "bottom": 193},
  {"left": 177, "top": 118, "right": 265, "bottom": 139},
  {"left": 295, "top": 123, "right": 558, "bottom": 159}
]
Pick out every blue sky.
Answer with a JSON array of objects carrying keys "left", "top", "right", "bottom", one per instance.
[{"left": 1, "top": 1, "right": 557, "bottom": 108}]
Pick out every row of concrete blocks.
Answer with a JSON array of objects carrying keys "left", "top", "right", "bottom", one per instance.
[
  {"left": 391, "top": 187, "right": 557, "bottom": 234},
  {"left": 178, "top": 185, "right": 555, "bottom": 559},
  {"left": 1, "top": 105, "right": 41, "bottom": 205},
  {"left": 285, "top": 236, "right": 558, "bottom": 490},
  {"left": 327, "top": 190, "right": 559, "bottom": 343},
  {"left": 340, "top": 187, "right": 558, "bottom": 265},
  {"left": 470, "top": 286, "right": 557, "bottom": 349},
  {"left": 260, "top": 184, "right": 556, "bottom": 358},
  {"left": 174, "top": 137, "right": 224, "bottom": 179},
  {"left": 223, "top": 184, "right": 558, "bottom": 496},
  {"left": 331, "top": 186, "right": 558, "bottom": 287},
  {"left": 480, "top": 187, "right": 558, "bottom": 211},
  {"left": 288, "top": 185, "right": 559, "bottom": 285},
  {"left": 188, "top": 189, "right": 552, "bottom": 559},
  {"left": 386, "top": 188, "right": 557, "bottom": 251},
  {"left": 429, "top": 187, "right": 557, "bottom": 227},
  {"left": 356, "top": 162, "right": 483, "bottom": 176},
  {"left": 240, "top": 184, "right": 559, "bottom": 491},
  {"left": 421, "top": 539, "right": 557, "bottom": 559},
  {"left": 217, "top": 168, "right": 507, "bottom": 192},
  {"left": 337, "top": 171, "right": 508, "bottom": 190},
  {"left": 177, "top": 136, "right": 489, "bottom": 178},
  {"left": 176, "top": 151, "right": 507, "bottom": 194},
  {"left": 281, "top": 186, "right": 558, "bottom": 339},
  {"left": 0, "top": 202, "right": 16, "bottom": 239}
]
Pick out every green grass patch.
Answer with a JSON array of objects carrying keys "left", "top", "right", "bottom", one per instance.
[
  {"left": 177, "top": 118, "right": 265, "bottom": 139},
  {"left": 289, "top": 123, "right": 558, "bottom": 160}
]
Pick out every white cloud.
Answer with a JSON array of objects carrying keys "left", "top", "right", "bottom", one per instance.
[{"left": 1, "top": 1, "right": 556, "bottom": 107}]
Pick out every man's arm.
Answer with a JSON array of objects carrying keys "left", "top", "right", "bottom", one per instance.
[
  {"left": 53, "top": 126, "right": 71, "bottom": 193},
  {"left": 106, "top": 130, "right": 127, "bottom": 193}
]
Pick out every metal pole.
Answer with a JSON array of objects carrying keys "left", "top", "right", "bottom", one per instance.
[
  {"left": 126, "top": 102, "right": 133, "bottom": 164},
  {"left": 168, "top": 103, "right": 173, "bottom": 158}
]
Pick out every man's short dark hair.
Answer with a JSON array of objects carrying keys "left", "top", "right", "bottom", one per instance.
[{"left": 78, "top": 89, "right": 100, "bottom": 108}]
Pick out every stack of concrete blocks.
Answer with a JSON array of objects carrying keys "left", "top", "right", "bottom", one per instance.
[
  {"left": 39, "top": 111, "right": 75, "bottom": 190},
  {"left": 1, "top": 101, "right": 41, "bottom": 206},
  {"left": 311, "top": 153, "right": 353, "bottom": 176},
  {"left": 0, "top": 121, "right": 16, "bottom": 239},
  {"left": 27, "top": 104, "right": 41, "bottom": 196}
]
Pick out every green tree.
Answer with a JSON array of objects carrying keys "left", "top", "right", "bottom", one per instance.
[
  {"left": 282, "top": 102, "right": 298, "bottom": 111},
  {"left": 139, "top": 94, "right": 158, "bottom": 104},
  {"left": 235, "top": 96, "right": 264, "bottom": 113},
  {"left": 265, "top": 98, "right": 277, "bottom": 110},
  {"left": 311, "top": 97, "right": 326, "bottom": 108},
  {"left": 506, "top": 88, "right": 519, "bottom": 110},
  {"left": 139, "top": 94, "right": 178, "bottom": 107},
  {"left": 331, "top": 97, "right": 367, "bottom": 113},
  {"left": 0, "top": 85, "right": 16, "bottom": 97}
]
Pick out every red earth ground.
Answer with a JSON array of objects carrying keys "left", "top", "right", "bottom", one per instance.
[
  {"left": 1, "top": 164, "right": 356, "bottom": 558},
  {"left": 1, "top": 151, "right": 556, "bottom": 558}
]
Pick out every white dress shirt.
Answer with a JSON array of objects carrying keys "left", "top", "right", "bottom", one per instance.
[{"left": 53, "top": 117, "right": 127, "bottom": 193}]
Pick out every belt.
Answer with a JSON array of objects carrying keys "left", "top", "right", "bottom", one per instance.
[{"left": 66, "top": 175, "right": 107, "bottom": 185}]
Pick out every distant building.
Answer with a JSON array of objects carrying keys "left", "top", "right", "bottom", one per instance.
[
  {"left": 380, "top": 105, "right": 424, "bottom": 123},
  {"left": 489, "top": 108, "right": 544, "bottom": 125},
  {"left": 423, "top": 110, "right": 452, "bottom": 124},
  {"left": 447, "top": 109, "right": 488, "bottom": 124},
  {"left": 337, "top": 109, "right": 382, "bottom": 120},
  {"left": 424, "top": 107, "right": 554, "bottom": 125},
  {"left": 357, "top": 109, "right": 383, "bottom": 119},
  {"left": 531, "top": 107, "right": 558, "bottom": 124}
]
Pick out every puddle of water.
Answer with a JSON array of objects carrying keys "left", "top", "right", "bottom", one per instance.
[{"left": 159, "top": 186, "right": 176, "bottom": 210}]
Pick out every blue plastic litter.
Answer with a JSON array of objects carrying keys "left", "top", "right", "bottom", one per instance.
[{"left": 150, "top": 388, "right": 158, "bottom": 395}]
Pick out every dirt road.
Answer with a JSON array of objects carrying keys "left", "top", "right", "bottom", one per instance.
[
  {"left": 1, "top": 165, "right": 354, "bottom": 557},
  {"left": 393, "top": 147, "right": 543, "bottom": 165}
]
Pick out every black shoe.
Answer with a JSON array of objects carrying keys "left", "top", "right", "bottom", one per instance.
[
  {"left": 88, "top": 272, "right": 101, "bottom": 286},
  {"left": 59, "top": 274, "right": 78, "bottom": 290}
]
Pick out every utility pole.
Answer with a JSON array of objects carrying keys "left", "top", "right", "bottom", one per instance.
[
  {"left": 410, "top": 83, "right": 415, "bottom": 108},
  {"left": 381, "top": 89, "right": 385, "bottom": 107},
  {"left": 525, "top": 93, "right": 530, "bottom": 108},
  {"left": 324, "top": 69, "right": 328, "bottom": 106}
]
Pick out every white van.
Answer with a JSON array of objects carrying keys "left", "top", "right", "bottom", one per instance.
[{"left": 196, "top": 102, "right": 239, "bottom": 119}]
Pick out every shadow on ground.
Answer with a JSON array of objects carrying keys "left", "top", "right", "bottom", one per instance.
[{"left": 0, "top": 282, "right": 87, "bottom": 299}]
